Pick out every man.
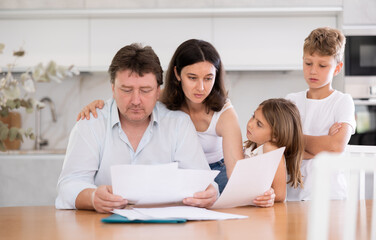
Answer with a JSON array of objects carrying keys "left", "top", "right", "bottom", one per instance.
[{"left": 55, "top": 43, "right": 218, "bottom": 213}]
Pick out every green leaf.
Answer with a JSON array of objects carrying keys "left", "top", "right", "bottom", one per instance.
[
  {"left": 0, "top": 141, "right": 6, "bottom": 152},
  {"left": 25, "top": 107, "right": 33, "bottom": 114},
  {"left": 29, "top": 133, "right": 35, "bottom": 140},
  {"left": 0, "top": 125, "right": 9, "bottom": 140},
  {"left": 0, "top": 43, "right": 4, "bottom": 54},
  {"left": 0, "top": 108, "right": 9, "bottom": 117},
  {"left": 6, "top": 99, "right": 17, "bottom": 109},
  {"left": 8, "top": 127, "right": 18, "bottom": 141},
  {"left": 3, "top": 85, "right": 21, "bottom": 99},
  {"left": 13, "top": 49, "right": 25, "bottom": 57},
  {"left": 16, "top": 132, "right": 23, "bottom": 142}
]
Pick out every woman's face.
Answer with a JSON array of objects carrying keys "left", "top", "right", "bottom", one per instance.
[{"left": 175, "top": 61, "right": 216, "bottom": 105}]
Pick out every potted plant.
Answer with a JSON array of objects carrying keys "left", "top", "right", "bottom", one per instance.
[{"left": 0, "top": 43, "right": 79, "bottom": 151}]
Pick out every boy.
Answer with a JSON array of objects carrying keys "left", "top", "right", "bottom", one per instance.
[{"left": 286, "top": 27, "right": 356, "bottom": 201}]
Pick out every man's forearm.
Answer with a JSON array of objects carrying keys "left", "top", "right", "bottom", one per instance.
[{"left": 75, "top": 188, "right": 96, "bottom": 210}]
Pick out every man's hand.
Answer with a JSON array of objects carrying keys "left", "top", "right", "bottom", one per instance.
[
  {"left": 253, "top": 188, "right": 276, "bottom": 208},
  {"left": 182, "top": 184, "right": 218, "bottom": 208},
  {"left": 92, "top": 185, "right": 128, "bottom": 213}
]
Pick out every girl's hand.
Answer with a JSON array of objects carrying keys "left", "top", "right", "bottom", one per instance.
[
  {"left": 253, "top": 188, "right": 275, "bottom": 207},
  {"left": 76, "top": 100, "right": 105, "bottom": 121},
  {"left": 328, "top": 122, "right": 342, "bottom": 136}
]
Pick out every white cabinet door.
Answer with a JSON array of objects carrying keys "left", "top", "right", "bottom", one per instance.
[
  {"left": 0, "top": 19, "right": 89, "bottom": 70},
  {"left": 213, "top": 16, "right": 337, "bottom": 70},
  {"left": 343, "top": 0, "right": 376, "bottom": 25},
  {"left": 90, "top": 18, "right": 213, "bottom": 71}
]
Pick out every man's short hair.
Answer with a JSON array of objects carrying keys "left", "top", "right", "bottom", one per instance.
[{"left": 108, "top": 43, "right": 163, "bottom": 85}]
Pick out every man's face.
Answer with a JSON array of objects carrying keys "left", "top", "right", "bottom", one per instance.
[{"left": 112, "top": 69, "right": 160, "bottom": 125}]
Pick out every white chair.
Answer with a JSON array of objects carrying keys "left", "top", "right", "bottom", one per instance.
[
  {"left": 307, "top": 151, "right": 376, "bottom": 240},
  {"left": 345, "top": 145, "right": 376, "bottom": 200}
]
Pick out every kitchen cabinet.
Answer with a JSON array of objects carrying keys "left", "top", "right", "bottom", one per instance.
[
  {"left": 0, "top": 8, "right": 340, "bottom": 72},
  {"left": 0, "top": 153, "right": 64, "bottom": 207},
  {"left": 213, "top": 16, "right": 337, "bottom": 71},
  {"left": 343, "top": 0, "right": 376, "bottom": 25},
  {"left": 90, "top": 17, "right": 212, "bottom": 70},
  {"left": 0, "top": 19, "right": 89, "bottom": 71}
]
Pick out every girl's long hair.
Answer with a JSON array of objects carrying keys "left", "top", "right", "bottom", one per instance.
[{"left": 244, "top": 98, "right": 304, "bottom": 188}]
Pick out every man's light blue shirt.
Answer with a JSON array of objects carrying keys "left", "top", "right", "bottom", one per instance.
[{"left": 56, "top": 99, "right": 210, "bottom": 209}]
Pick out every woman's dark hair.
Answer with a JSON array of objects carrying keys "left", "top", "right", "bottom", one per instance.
[
  {"left": 161, "top": 39, "right": 227, "bottom": 112},
  {"left": 108, "top": 43, "right": 163, "bottom": 86}
]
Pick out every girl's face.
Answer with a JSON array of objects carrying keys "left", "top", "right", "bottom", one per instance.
[
  {"left": 175, "top": 61, "right": 216, "bottom": 105},
  {"left": 246, "top": 107, "right": 273, "bottom": 147}
]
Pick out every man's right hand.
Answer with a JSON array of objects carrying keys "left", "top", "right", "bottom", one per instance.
[{"left": 92, "top": 185, "right": 128, "bottom": 213}]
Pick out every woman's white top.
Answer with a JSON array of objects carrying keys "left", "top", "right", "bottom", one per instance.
[{"left": 197, "top": 100, "right": 233, "bottom": 164}]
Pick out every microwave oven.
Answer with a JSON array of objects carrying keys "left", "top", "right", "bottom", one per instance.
[{"left": 344, "top": 35, "right": 376, "bottom": 99}]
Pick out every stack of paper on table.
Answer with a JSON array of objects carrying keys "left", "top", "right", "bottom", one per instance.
[
  {"left": 111, "top": 162, "right": 219, "bottom": 205},
  {"left": 211, "top": 147, "right": 285, "bottom": 209},
  {"left": 109, "top": 206, "right": 247, "bottom": 221}
]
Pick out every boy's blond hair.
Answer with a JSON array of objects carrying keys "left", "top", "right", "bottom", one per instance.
[{"left": 304, "top": 27, "right": 346, "bottom": 63}]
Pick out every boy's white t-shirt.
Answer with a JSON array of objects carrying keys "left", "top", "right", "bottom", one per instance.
[{"left": 285, "top": 89, "right": 356, "bottom": 201}]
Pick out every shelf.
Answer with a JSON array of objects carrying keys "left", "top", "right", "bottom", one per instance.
[
  {"left": 0, "top": 7, "right": 342, "bottom": 19},
  {"left": 354, "top": 99, "right": 376, "bottom": 106},
  {"left": 82, "top": 65, "right": 303, "bottom": 73}
]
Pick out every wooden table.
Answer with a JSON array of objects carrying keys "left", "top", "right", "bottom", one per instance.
[{"left": 0, "top": 201, "right": 372, "bottom": 240}]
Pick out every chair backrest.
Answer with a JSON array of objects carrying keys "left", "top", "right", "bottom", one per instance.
[
  {"left": 345, "top": 145, "right": 376, "bottom": 200},
  {"left": 307, "top": 152, "right": 376, "bottom": 240}
]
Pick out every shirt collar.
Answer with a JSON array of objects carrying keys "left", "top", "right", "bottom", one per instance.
[{"left": 110, "top": 99, "right": 160, "bottom": 128}]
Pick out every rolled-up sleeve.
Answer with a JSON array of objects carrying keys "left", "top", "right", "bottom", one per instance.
[{"left": 55, "top": 120, "right": 101, "bottom": 209}]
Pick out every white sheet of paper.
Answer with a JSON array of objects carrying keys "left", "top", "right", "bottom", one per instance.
[
  {"left": 211, "top": 147, "right": 285, "bottom": 209},
  {"left": 111, "top": 163, "right": 219, "bottom": 205},
  {"left": 113, "top": 206, "right": 247, "bottom": 221}
]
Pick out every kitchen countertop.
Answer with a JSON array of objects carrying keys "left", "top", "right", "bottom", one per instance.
[{"left": 0, "top": 149, "right": 66, "bottom": 155}]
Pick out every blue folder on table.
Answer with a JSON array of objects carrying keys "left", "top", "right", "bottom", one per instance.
[{"left": 101, "top": 214, "right": 187, "bottom": 224}]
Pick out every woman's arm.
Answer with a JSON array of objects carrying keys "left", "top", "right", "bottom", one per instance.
[
  {"left": 216, "top": 107, "right": 244, "bottom": 178},
  {"left": 76, "top": 100, "right": 105, "bottom": 121},
  {"left": 304, "top": 123, "right": 352, "bottom": 156}
]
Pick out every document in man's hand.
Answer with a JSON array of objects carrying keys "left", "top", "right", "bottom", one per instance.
[
  {"left": 111, "top": 163, "right": 219, "bottom": 205},
  {"left": 211, "top": 147, "right": 285, "bottom": 209}
]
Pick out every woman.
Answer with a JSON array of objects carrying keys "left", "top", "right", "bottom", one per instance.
[
  {"left": 160, "top": 39, "right": 244, "bottom": 193},
  {"left": 78, "top": 39, "right": 276, "bottom": 206}
]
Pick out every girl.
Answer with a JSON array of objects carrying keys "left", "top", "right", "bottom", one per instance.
[{"left": 245, "top": 98, "right": 304, "bottom": 203}]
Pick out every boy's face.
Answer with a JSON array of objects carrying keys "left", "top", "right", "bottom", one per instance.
[{"left": 302, "top": 52, "right": 343, "bottom": 91}]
